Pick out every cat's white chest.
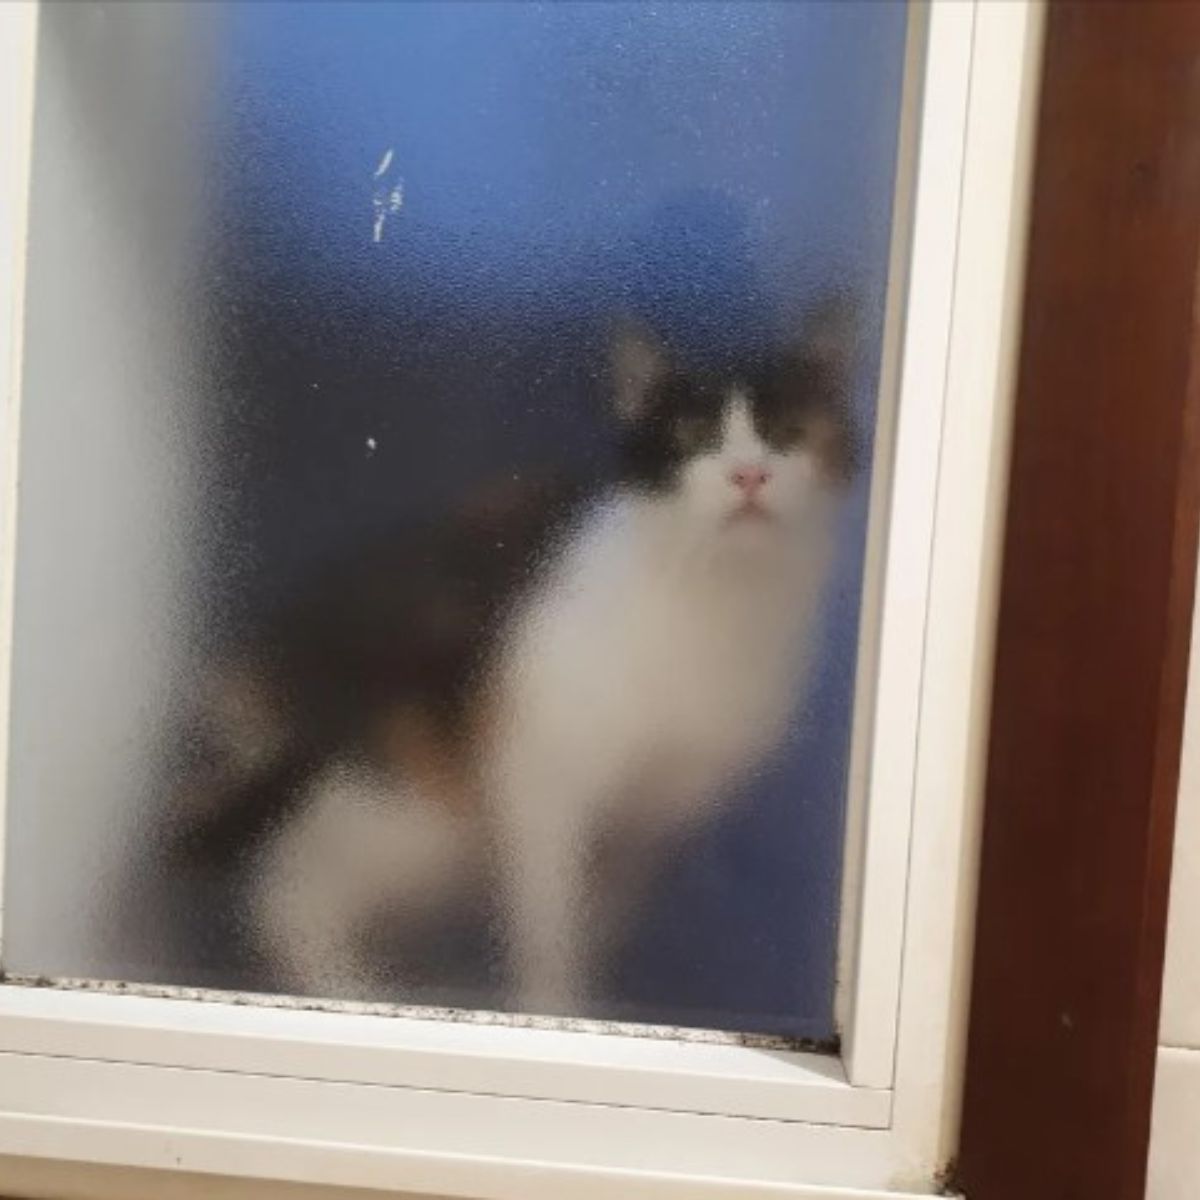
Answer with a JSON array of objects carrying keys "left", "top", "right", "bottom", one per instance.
[
  {"left": 606, "top": 563, "right": 787, "bottom": 747},
  {"left": 494, "top": 498, "right": 831, "bottom": 826}
]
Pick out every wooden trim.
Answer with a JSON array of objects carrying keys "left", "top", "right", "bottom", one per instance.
[{"left": 959, "top": 4, "right": 1200, "bottom": 1198}]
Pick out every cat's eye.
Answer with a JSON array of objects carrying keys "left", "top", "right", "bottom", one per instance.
[
  {"left": 674, "top": 415, "right": 714, "bottom": 452},
  {"left": 776, "top": 417, "right": 811, "bottom": 446}
]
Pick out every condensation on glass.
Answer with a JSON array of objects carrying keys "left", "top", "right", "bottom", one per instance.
[{"left": 2, "top": 1, "right": 907, "bottom": 1039}]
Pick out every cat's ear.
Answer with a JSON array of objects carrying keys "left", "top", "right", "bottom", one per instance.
[
  {"left": 611, "top": 321, "right": 670, "bottom": 421},
  {"left": 794, "top": 294, "right": 858, "bottom": 387}
]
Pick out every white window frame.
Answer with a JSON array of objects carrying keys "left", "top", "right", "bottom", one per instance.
[{"left": 0, "top": 2, "right": 1043, "bottom": 1196}]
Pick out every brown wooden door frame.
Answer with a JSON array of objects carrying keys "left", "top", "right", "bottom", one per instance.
[{"left": 958, "top": 4, "right": 1200, "bottom": 1198}]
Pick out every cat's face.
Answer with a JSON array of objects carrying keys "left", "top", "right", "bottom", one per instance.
[{"left": 611, "top": 321, "right": 855, "bottom": 535}]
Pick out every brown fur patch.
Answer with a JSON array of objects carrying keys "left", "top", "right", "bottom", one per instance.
[{"left": 374, "top": 704, "right": 479, "bottom": 816}]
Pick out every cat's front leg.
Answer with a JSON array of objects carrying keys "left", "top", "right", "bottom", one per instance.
[{"left": 492, "top": 768, "right": 600, "bottom": 1017}]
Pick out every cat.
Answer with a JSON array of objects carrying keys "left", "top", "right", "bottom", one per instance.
[{"left": 170, "top": 309, "right": 856, "bottom": 1017}]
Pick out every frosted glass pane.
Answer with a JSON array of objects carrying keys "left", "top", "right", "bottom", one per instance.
[{"left": 3, "top": 0, "right": 907, "bottom": 1039}]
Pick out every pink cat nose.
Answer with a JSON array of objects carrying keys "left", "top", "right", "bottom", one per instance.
[{"left": 729, "top": 464, "right": 771, "bottom": 495}]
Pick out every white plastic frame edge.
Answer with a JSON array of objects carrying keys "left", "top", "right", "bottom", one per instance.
[
  {"left": 835, "top": 0, "right": 966, "bottom": 1088},
  {"left": 0, "top": 0, "right": 1043, "bottom": 1194}
]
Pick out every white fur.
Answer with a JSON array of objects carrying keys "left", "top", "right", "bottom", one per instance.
[
  {"left": 254, "top": 763, "right": 473, "bottom": 998},
  {"left": 253, "top": 387, "right": 839, "bottom": 1012}
]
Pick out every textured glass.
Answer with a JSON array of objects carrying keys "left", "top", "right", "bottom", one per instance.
[{"left": 3, "top": 1, "right": 907, "bottom": 1039}]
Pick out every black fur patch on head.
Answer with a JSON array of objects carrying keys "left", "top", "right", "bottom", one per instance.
[
  {"left": 744, "top": 344, "right": 857, "bottom": 482},
  {"left": 616, "top": 363, "right": 734, "bottom": 493},
  {"left": 610, "top": 317, "right": 857, "bottom": 494}
]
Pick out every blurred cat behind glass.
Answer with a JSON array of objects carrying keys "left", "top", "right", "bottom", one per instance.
[{"left": 171, "top": 307, "right": 857, "bottom": 1017}]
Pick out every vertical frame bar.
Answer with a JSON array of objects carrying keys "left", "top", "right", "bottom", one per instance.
[
  {"left": 0, "top": 1, "right": 39, "bottom": 963},
  {"left": 839, "top": 0, "right": 975, "bottom": 1088}
]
